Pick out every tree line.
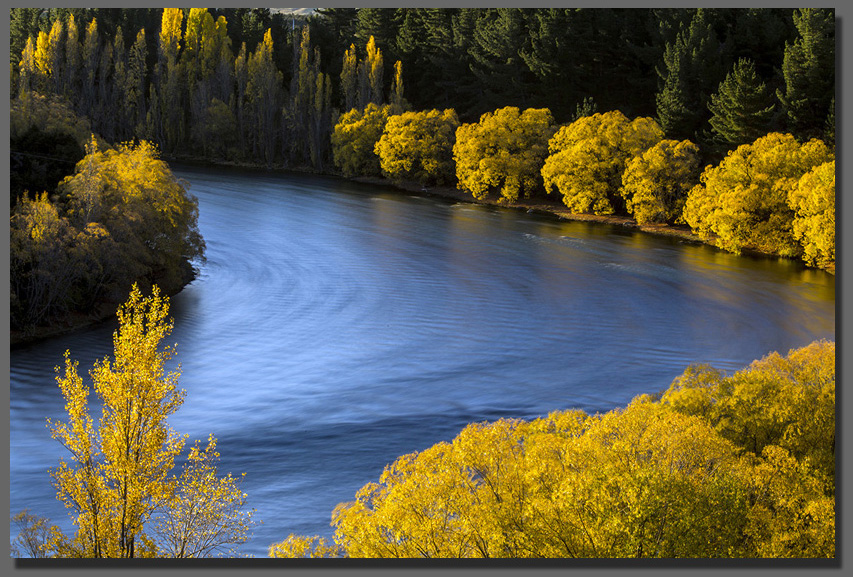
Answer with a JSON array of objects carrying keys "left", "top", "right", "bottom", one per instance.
[
  {"left": 10, "top": 7, "right": 834, "bottom": 167},
  {"left": 11, "top": 7, "right": 836, "bottom": 282}
]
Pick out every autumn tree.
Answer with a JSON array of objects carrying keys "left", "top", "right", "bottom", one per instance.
[
  {"left": 661, "top": 340, "right": 835, "bottom": 495},
  {"left": 788, "top": 160, "right": 835, "bottom": 271},
  {"left": 682, "top": 132, "right": 833, "bottom": 257},
  {"left": 620, "top": 138, "right": 700, "bottom": 224},
  {"left": 331, "top": 102, "right": 393, "bottom": 177},
  {"left": 246, "top": 29, "right": 283, "bottom": 166},
  {"left": 374, "top": 108, "right": 459, "bottom": 185},
  {"left": 359, "top": 35, "right": 384, "bottom": 109},
  {"left": 340, "top": 43, "right": 358, "bottom": 112},
  {"left": 59, "top": 138, "right": 205, "bottom": 298},
  {"left": 9, "top": 192, "right": 81, "bottom": 328},
  {"left": 40, "top": 285, "right": 254, "bottom": 557},
  {"left": 453, "top": 106, "right": 556, "bottom": 203},
  {"left": 272, "top": 340, "right": 835, "bottom": 559},
  {"left": 541, "top": 111, "right": 664, "bottom": 215}
]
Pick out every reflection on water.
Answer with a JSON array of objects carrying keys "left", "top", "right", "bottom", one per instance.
[{"left": 9, "top": 166, "right": 835, "bottom": 556}]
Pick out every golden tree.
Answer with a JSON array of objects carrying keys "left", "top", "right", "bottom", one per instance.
[
  {"left": 453, "top": 106, "right": 555, "bottom": 203},
  {"left": 620, "top": 138, "right": 700, "bottom": 224},
  {"left": 683, "top": 132, "right": 833, "bottom": 257},
  {"left": 541, "top": 110, "right": 664, "bottom": 215},
  {"left": 331, "top": 102, "right": 393, "bottom": 177},
  {"left": 374, "top": 108, "right": 459, "bottom": 185},
  {"left": 789, "top": 160, "right": 835, "bottom": 271},
  {"left": 44, "top": 285, "right": 253, "bottom": 557}
]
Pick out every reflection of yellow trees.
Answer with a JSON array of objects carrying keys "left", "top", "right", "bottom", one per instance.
[
  {"left": 453, "top": 106, "right": 556, "bottom": 203},
  {"left": 271, "top": 340, "right": 834, "bottom": 558},
  {"left": 683, "top": 133, "right": 833, "bottom": 259}
]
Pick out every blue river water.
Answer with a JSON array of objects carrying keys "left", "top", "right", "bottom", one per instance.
[{"left": 9, "top": 166, "right": 835, "bottom": 557}]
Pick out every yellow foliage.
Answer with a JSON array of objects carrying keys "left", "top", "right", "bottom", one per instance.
[
  {"left": 541, "top": 111, "right": 664, "bottom": 215},
  {"left": 374, "top": 108, "right": 459, "bottom": 185},
  {"left": 44, "top": 286, "right": 254, "bottom": 557},
  {"left": 58, "top": 136, "right": 204, "bottom": 289},
  {"left": 269, "top": 534, "right": 341, "bottom": 558},
  {"left": 788, "top": 160, "right": 835, "bottom": 271},
  {"left": 277, "top": 340, "right": 834, "bottom": 559},
  {"left": 453, "top": 106, "right": 555, "bottom": 203},
  {"left": 662, "top": 340, "right": 835, "bottom": 493},
  {"left": 683, "top": 133, "right": 833, "bottom": 257},
  {"left": 620, "top": 139, "right": 700, "bottom": 224},
  {"left": 331, "top": 103, "right": 393, "bottom": 177}
]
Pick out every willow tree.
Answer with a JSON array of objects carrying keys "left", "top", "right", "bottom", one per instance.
[
  {"left": 788, "top": 160, "right": 835, "bottom": 271},
  {"left": 453, "top": 106, "right": 556, "bottom": 203},
  {"left": 375, "top": 108, "right": 459, "bottom": 185},
  {"left": 683, "top": 132, "right": 833, "bottom": 257},
  {"left": 542, "top": 111, "right": 664, "bottom": 215}
]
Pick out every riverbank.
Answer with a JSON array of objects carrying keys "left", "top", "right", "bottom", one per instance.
[
  {"left": 351, "top": 175, "right": 706, "bottom": 244},
  {"left": 172, "top": 156, "right": 819, "bottom": 262},
  {"left": 170, "top": 155, "right": 707, "bottom": 245},
  {"left": 10, "top": 260, "right": 196, "bottom": 348}
]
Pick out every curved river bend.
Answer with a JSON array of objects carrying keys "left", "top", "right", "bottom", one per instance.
[{"left": 9, "top": 166, "right": 835, "bottom": 557}]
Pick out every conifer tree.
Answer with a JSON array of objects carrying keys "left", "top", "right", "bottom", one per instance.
[
  {"left": 776, "top": 8, "right": 834, "bottom": 140},
  {"left": 707, "top": 58, "right": 776, "bottom": 152},
  {"left": 655, "top": 9, "right": 724, "bottom": 142}
]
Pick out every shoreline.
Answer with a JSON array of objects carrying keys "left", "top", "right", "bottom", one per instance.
[{"left": 10, "top": 261, "right": 197, "bottom": 348}]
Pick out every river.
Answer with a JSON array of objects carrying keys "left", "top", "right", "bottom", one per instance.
[{"left": 9, "top": 166, "right": 836, "bottom": 557}]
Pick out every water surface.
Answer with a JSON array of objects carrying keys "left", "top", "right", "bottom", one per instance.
[{"left": 9, "top": 166, "right": 835, "bottom": 556}]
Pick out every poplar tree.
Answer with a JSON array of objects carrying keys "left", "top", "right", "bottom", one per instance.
[
  {"left": 246, "top": 29, "right": 283, "bottom": 165},
  {"left": 80, "top": 19, "right": 100, "bottom": 120},
  {"left": 340, "top": 43, "right": 358, "bottom": 112},
  {"left": 45, "top": 285, "right": 253, "bottom": 557},
  {"left": 47, "top": 20, "right": 65, "bottom": 94},
  {"left": 126, "top": 29, "right": 148, "bottom": 138},
  {"left": 63, "top": 14, "right": 81, "bottom": 101}
]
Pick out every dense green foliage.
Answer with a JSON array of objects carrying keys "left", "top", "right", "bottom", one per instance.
[
  {"left": 270, "top": 340, "right": 834, "bottom": 558},
  {"left": 9, "top": 8, "right": 834, "bottom": 168},
  {"left": 707, "top": 58, "right": 777, "bottom": 151}
]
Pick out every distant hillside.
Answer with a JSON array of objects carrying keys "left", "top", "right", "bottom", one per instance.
[{"left": 271, "top": 8, "right": 316, "bottom": 17}]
